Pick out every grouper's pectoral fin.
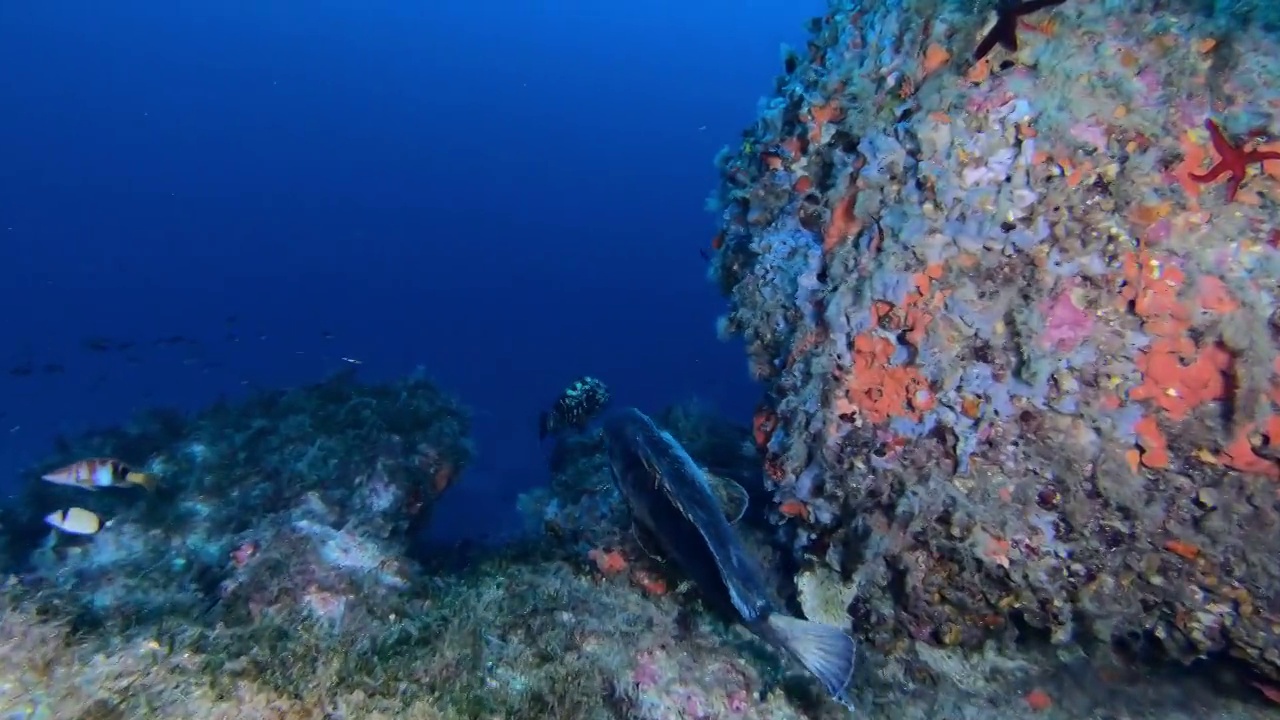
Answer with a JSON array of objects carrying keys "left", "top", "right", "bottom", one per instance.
[
  {"left": 632, "top": 438, "right": 666, "bottom": 491},
  {"left": 705, "top": 471, "right": 749, "bottom": 525},
  {"left": 630, "top": 522, "right": 666, "bottom": 562}
]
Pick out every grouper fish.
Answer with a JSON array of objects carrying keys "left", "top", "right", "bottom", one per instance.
[{"left": 603, "top": 407, "right": 857, "bottom": 708}]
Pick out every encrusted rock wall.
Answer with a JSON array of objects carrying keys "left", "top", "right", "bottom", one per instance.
[{"left": 709, "top": 0, "right": 1280, "bottom": 678}]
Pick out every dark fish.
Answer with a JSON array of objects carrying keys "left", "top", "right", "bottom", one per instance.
[
  {"left": 83, "top": 336, "right": 115, "bottom": 352},
  {"left": 539, "top": 376, "right": 610, "bottom": 440},
  {"left": 83, "top": 336, "right": 136, "bottom": 352},
  {"left": 603, "top": 407, "right": 856, "bottom": 707}
]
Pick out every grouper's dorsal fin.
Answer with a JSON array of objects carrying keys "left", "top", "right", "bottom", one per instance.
[{"left": 704, "top": 470, "right": 748, "bottom": 525}]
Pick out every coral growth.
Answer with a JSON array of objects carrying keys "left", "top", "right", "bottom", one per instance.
[{"left": 708, "top": 0, "right": 1280, "bottom": 699}]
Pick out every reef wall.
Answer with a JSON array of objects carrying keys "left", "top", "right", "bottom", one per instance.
[{"left": 709, "top": 0, "right": 1280, "bottom": 680}]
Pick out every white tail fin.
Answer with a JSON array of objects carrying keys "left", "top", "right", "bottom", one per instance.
[{"left": 766, "top": 613, "right": 856, "bottom": 709}]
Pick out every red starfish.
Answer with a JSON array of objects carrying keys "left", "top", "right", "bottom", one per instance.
[{"left": 1191, "top": 118, "right": 1280, "bottom": 202}]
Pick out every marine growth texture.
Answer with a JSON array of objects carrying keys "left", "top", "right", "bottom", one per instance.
[{"left": 709, "top": 0, "right": 1280, "bottom": 681}]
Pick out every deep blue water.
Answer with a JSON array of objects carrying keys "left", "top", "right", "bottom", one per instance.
[{"left": 0, "top": 0, "right": 818, "bottom": 542}]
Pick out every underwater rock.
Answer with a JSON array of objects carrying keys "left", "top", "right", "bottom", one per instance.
[
  {"left": 9, "top": 370, "right": 470, "bottom": 649},
  {"left": 709, "top": 0, "right": 1280, "bottom": 686}
]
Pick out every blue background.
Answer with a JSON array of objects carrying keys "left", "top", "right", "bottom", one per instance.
[{"left": 0, "top": 0, "right": 818, "bottom": 543}]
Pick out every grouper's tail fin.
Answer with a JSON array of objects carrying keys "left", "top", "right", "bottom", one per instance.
[{"left": 766, "top": 613, "right": 857, "bottom": 709}]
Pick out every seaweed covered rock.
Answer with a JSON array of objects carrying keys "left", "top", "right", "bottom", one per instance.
[
  {"left": 708, "top": 0, "right": 1280, "bottom": 687},
  {"left": 7, "top": 369, "right": 470, "bottom": 675},
  {"left": 0, "top": 546, "right": 822, "bottom": 720}
]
